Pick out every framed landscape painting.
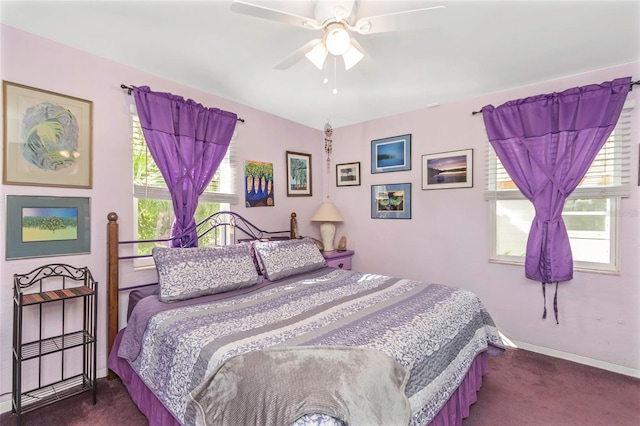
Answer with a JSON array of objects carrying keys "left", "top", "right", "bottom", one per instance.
[
  {"left": 371, "top": 134, "right": 411, "bottom": 174},
  {"left": 336, "top": 162, "right": 361, "bottom": 187},
  {"left": 3, "top": 81, "right": 93, "bottom": 188},
  {"left": 6, "top": 195, "right": 90, "bottom": 260},
  {"left": 286, "top": 151, "right": 312, "bottom": 196},
  {"left": 371, "top": 183, "right": 412, "bottom": 219},
  {"left": 422, "top": 149, "right": 473, "bottom": 190}
]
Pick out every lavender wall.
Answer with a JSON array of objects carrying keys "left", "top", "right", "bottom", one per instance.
[
  {"left": 1, "top": 23, "right": 638, "bottom": 413},
  {"left": 0, "top": 25, "right": 323, "bottom": 409},
  {"left": 327, "top": 62, "right": 640, "bottom": 374}
]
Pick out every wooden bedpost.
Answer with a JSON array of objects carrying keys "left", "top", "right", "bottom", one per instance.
[
  {"left": 106, "top": 212, "right": 119, "bottom": 380},
  {"left": 290, "top": 212, "right": 298, "bottom": 239}
]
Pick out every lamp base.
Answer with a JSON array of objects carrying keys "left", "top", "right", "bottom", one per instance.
[{"left": 319, "top": 222, "right": 336, "bottom": 252}]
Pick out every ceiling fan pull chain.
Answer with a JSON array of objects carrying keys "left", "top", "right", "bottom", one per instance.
[
  {"left": 333, "top": 55, "right": 338, "bottom": 95},
  {"left": 323, "top": 60, "right": 329, "bottom": 85}
]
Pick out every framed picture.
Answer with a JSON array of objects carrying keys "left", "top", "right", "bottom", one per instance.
[
  {"left": 371, "top": 134, "right": 411, "bottom": 174},
  {"left": 336, "top": 162, "right": 361, "bottom": 187},
  {"left": 422, "top": 149, "right": 473, "bottom": 190},
  {"left": 286, "top": 151, "right": 312, "bottom": 196},
  {"left": 244, "top": 160, "right": 274, "bottom": 207},
  {"left": 3, "top": 81, "right": 93, "bottom": 188},
  {"left": 6, "top": 195, "right": 91, "bottom": 260},
  {"left": 371, "top": 183, "right": 412, "bottom": 219}
]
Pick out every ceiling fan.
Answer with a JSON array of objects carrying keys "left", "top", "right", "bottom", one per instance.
[{"left": 230, "top": 0, "right": 445, "bottom": 71}]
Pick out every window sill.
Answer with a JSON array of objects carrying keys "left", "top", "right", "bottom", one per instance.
[{"left": 488, "top": 259, "right": 620, "bottom": 276}]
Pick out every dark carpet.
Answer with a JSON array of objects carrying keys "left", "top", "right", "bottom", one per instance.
[{"left": 2, "top": 348, "right": 639, "bottom": 425}]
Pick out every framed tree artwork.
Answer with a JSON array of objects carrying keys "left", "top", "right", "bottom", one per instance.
[
  {"left": 244, "top": 160, "right": 274, "bottom": 207},
  {"left": 286, "top": 151, "right": 312, "bottom": 196}
]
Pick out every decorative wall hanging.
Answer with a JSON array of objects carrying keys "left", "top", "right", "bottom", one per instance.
[
  {"left": 6, "top": 195, "right": 91, "bottom": 260},
  {"left": 371, "top": 183, "right": 412, "bottom": 219},
  {"left": 336, "top": 162, "right": 361, "bottom": 187},
  {"left": 244, "top": 160, "right": 274, "bottom": 207},
  {"left": 371, "top": 134, "right": 411, "bottom": 174},
  {"left": 3, "top": 81, "right": 93, "bottom": 188},
  {"left": 286, "top": 151, "right": 312, "bottom": 196},
  {"left": 421, "top": 149, "right": 473, "bottom": 190},
  {"left": 324, "top": 121, "right": 333, "bottom": 172}
]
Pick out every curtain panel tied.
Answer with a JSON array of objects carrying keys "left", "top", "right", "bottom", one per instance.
[
  {"left": 133, "top": 86, "right": 238, "bottom": 247},
  {"left": 482, "top": 76, "right": 631, "bottom": 323}
]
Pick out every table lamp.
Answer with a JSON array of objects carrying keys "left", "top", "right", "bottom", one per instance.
[{"left": 310, "top": 202, "right": 343, "bottom": 251}]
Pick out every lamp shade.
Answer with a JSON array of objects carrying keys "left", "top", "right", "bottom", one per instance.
[
  {"left": 310, "top": 202, "right": 343, "bottom": 222},
  {"left": 311, "top": 202, "right": 343, "bottom": 251}
]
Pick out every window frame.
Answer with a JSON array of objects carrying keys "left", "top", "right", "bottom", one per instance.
[
  {"left": 485, "top": 101, "right": 633, "bottom": 274},
  {"left": 131, "top": 113, "right": 237, "bottom": 267}
]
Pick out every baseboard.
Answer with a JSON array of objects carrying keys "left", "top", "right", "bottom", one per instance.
[
  {"left": 0, "top": 399, "right": 10, "bottom": 416},
  {"left": 510, "top": 339, "right": 640, "bottom": 378},
  {"left": 0, "top": 367, "right": 111, "bottom": 415}
]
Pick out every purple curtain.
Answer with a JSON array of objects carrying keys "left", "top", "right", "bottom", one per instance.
[
  {"left": 133, "top": 86, "right": 237, "bottom": 247},
  {"left": 482, "top": 76, "right": 630, "bottom": 322}
]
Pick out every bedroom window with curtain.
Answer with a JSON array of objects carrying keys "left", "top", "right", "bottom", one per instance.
[
  {"left": 132, "top": 114, "right": 237, "bottom": 256},
  {"left": 485, "top": 101, "right": 633, "bottom": 273}
]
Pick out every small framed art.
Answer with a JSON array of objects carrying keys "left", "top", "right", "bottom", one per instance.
[
  {"left": 371, "top": 134, "right": 411, "bottom": 174},
  {"left": 3, "top": 81, "right": 93, "bottom": 188},
  {"left": 286, "top": 151, "right": 312, "bottom": 196},
  {"left": 422, "top": 149, "right": 473, "bottom": 190},
  {"left": 244, "top": 160, "right": 274, "bottom": 207},
  {"left": 371, "top": 183, "right": 411, "bottom": 219},
  {"left": 336, "top": 162, "right": 361, "bottom": 187},
  {"left": 6, "top": 195, "right": 91, "bottom": 260}
]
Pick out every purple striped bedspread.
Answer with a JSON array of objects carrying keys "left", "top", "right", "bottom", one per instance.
[{"left": 118, "top": 267, "right": 504, "bottom": 425}]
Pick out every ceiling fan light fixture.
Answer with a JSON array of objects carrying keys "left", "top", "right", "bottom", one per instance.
[
  {"left": 305, "top": 42, "right": 328, "bottom": 69},
  {"left": 325, "top": 23, "right": 351, "bottom": 56},
  {"left": 342, "top": 43, "right": 364, "bottom": 70}
]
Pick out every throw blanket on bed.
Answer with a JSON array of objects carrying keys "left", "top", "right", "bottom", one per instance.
[
  {"left": 119, "top": 268, "right": 504, "bottom": 425},
  {"left": 186, "top": 346, "right": 411, "bottom": 426}
]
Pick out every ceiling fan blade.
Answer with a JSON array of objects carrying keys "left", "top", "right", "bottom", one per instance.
[
  {"left": 231, "top": 0, "right": 322, "bottom": 30},
  {"left": 274, "top": 39, "right": 322, "bottom": 70},
  {"left": 349, "top": 5, "right": 446, "bottom": 34}
]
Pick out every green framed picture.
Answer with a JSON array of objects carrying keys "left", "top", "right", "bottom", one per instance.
[{"left": 6, "top": 195, "right": 90, "bottom": 260}]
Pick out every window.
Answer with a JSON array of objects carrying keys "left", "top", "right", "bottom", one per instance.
[
  {"left": 132, "top": 114, "right": 237, "bottom": 256},
  {"left": 485, "top": 102, "right": 633, "bottom": 273}
]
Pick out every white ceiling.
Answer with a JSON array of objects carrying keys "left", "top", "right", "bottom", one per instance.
[{"left": 1, "top": 0, "right": 639, "bottom": 130}]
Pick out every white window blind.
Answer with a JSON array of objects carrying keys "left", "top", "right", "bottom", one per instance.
[
  {"left": 132, "top": 114, "right": 238, "bottom": 204},
  {"left": 484, "top": 101, "right": 633, "bottom": 200}
]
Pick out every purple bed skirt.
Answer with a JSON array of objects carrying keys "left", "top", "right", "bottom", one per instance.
[{"left": 108, "top": 329, "right": 491, "bottom": 426}]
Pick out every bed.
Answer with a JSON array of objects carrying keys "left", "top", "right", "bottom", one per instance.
[{"left": 106, "top": 211, "right": 504, "bottom": 426}]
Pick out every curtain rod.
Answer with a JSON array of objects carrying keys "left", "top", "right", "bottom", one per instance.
[
  {"left": 120, "top": 84, "right": 245, "bottom": 123},
  {"left": 470, "top": 79, "right": 640, "bottom": 116}
]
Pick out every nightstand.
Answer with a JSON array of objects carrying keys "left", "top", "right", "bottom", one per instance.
[{"left": 322, "top": 250, "right": 354, "bottom": 270}]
